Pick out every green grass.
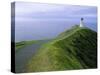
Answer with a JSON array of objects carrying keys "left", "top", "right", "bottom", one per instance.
[
  {"left": 15, "top": 41, "right": 25, "bottom": 50},
  {"left": 26, "top": 26, "right": 97, "bottom": 72}
]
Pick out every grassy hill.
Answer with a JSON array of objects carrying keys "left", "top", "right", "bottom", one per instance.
[{"left": 26, "top": 25, "right": 97, "bottom": 72}]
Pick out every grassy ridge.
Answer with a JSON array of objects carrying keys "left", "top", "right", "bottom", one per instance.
[
  {"left": 26, "top": 26, "right": 97, "bottom": 72},
  {"left": 57, "top": 25, "right": 80, "bottom": 38}
]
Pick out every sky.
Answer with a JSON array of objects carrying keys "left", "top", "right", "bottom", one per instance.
[{"left": 14, "top": 2, "right": 97, "bottom": 42}]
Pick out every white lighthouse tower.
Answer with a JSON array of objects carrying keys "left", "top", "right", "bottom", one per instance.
[{"left": 80, "top": 18, "right": 84, "bottom": 27}]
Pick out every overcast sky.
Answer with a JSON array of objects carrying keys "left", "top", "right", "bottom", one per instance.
[{"left": 14, "top": 2, "right": 97, "bottom": 42}]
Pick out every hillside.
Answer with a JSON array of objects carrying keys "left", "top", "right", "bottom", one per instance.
[{"left": 26, "top": 26, "right": 97, "bottom": 72}]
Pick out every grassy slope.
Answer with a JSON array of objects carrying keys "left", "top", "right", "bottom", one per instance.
[{"left": 27, "top": 26, "right": 97, "bottom": 72}]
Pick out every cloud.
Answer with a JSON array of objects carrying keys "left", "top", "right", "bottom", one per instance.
[{"left": 15, "top": 2, "right": 97, "bottom": 23}]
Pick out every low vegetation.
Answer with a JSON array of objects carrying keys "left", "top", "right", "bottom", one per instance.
[{"left": 26, "top": 26, "right": 97, "bottom": 72}]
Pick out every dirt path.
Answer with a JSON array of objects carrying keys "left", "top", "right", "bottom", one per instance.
[{"left": 15, "top": 40, "right": 50, "bottom": 73}]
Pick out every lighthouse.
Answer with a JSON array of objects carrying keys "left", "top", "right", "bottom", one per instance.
[{"left": 80, "top": 18, "right": 84, "bottom": 27}]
